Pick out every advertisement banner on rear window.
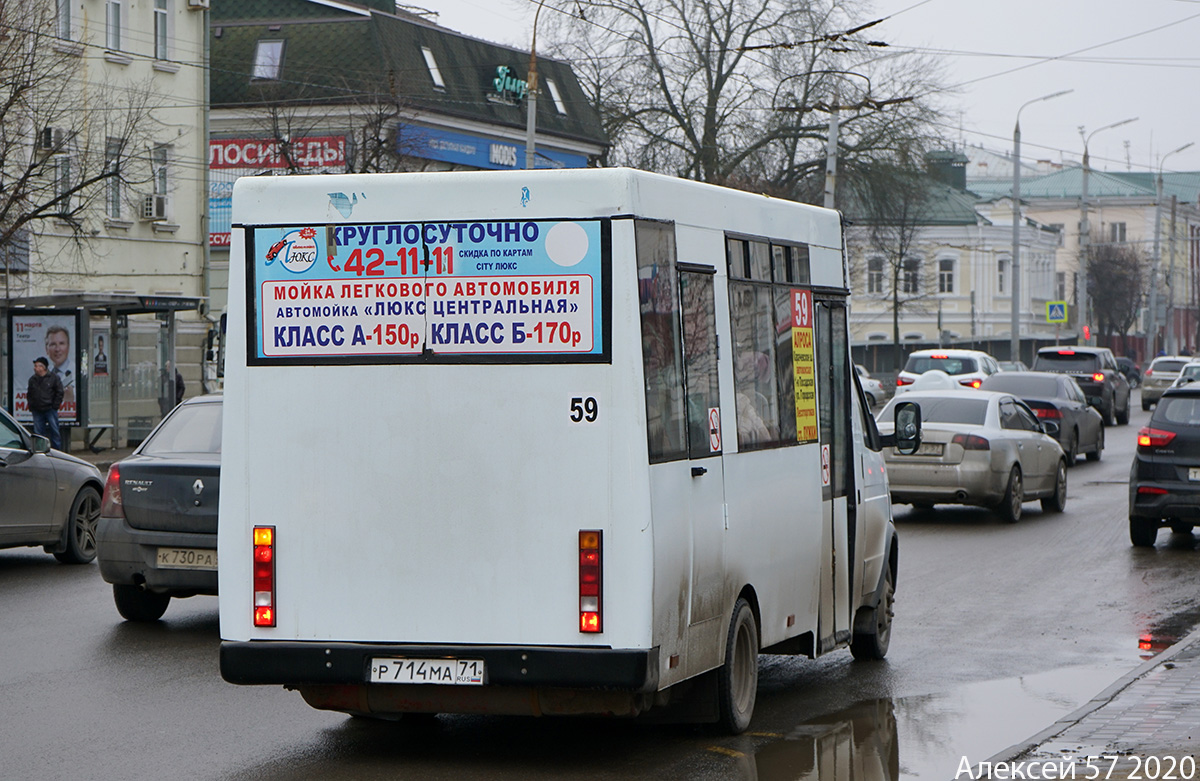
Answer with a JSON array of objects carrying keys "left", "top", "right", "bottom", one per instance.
[{"left": 248, "top": 219, "right": 610, "bottom": 364}]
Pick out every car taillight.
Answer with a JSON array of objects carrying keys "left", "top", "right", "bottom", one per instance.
[
  {"left": 1145, "top": 369, "right": 1153, "bottom": 377},
  {"left": 1138, "top": 427, "right": 1177, "bottom": 448},
  {"left": 959, "top": 379, "right": 982, "bottom": 389},
  {"left": 895, "top": 376, "right": 913, "bottom": 386},
  {"left": 579, "top": 530, "right": 602, "bottom": 633},
  {"left": 1137, "top": 486, "right": 1169, "bottom": 495},
  {"left": 951, "top": 433, "right": 991, "bottom": 450},
  {"left": 930, "top": 354, "right": 949, "bottom": 359},
  {"left": 1092, "top": 372, "right": 1105, "bottom": 383},
  {"left": 100, "top": 464, "right": 123, "bottom": 518},
  {"left": 1035, "top": 408, "right": 1062, "bottom": 419},
  {"left": 1058, "top": 350, "right": 1076, "bottom": 355},
  {"left": 253, "top": 526, "right": 276, "bottom": 627}
]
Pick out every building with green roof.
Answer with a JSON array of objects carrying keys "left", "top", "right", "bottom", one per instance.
[
  {"left": 969, "top": 166, "right": 1200, "bottom": 356},
  {"left": 845, "top": 155, "right": 1063, "bottom": 365}
]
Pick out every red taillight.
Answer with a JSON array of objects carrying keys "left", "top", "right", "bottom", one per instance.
[
  {"left": 896, "top": 376, "right": 913, "bottom": 386},
  {"left": 1058, "top": 350, "right": 1076, "bottom": 355},
  {"left": 1138, "top": 427, "right": 1177, "bottom": 449},
  {"left": 959, "top": 378, "right": 982, "bottom": 389},
  {"left": 253, "top": 526, "right": 276, "bottom": 627},
  {"left": 1034, "top": 407, "right": 1063, "bottom": 419},
  {"left": 930, "top": 354, "right": 949, "bottom": 359},
  {"left": 1137, "top": 486, "right": 1169, "bottom": 495},
  {"left": 1145, "top": 369, "right": 1153, "bottom": 377},
  {"left": 579, "top": 530, "right": 602, "bottom": 633},
  {"left": 1092, "top": 372, "right": 1105, "bottom": 383},
  {"left": 951, "top": 433, "right": 991, "bottom": 450},
  {"left": 100, "top": 464, "right": 123, "bottom": 518}
]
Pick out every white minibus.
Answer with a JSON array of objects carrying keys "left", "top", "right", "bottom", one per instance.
[{"left": 218, "top": 168, "right": 919, "bottom": 732}]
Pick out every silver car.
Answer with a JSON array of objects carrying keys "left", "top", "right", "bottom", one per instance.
[
  {"left": 1142, "top": 356, "right": 1191, "bottom": 409},
  {"left": 0, "top": 405, "right": 103, "bottom": 563},
  {"left": 856, "top": 364, "right": 889, "bottom": 407},
  {"left": 877, "top": 390, "right": 1067, "bottom": 522}
]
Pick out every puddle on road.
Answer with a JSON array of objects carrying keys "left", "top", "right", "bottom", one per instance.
[
  {"left": 733, "top": 665, "right": 1122, "bottom": 780},
  {"left": 728, "top": 608, "right": 1200, "bottom": 780}
]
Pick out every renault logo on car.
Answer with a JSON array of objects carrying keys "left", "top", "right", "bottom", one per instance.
[{"left": 193, "top": 479, "right": 204, "bottom": 496}]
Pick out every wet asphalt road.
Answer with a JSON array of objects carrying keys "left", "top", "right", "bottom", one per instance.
[{"left": 2, "top": 394, "right": 1199, "bottom": 780}]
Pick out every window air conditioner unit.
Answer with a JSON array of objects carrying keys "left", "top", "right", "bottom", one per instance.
[
  {"left": 142, "top": 194, "right": 168, "bottom": 221},
  {"left": 187, "top": 0, "right": 209, "bottom": 9}
]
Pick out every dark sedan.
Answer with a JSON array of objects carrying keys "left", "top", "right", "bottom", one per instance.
[
  {"left": 1129, "top": 385, "right": 1200, "bottom": 547},
  {"left": 0, "top": 406, "right": 103, "bottom": 564},
  {"left": 97, "top": 394, "right": 221, "bottom": 621},
  {"left": 981, "top": 371, "right": 1104, "bottom": 465}
]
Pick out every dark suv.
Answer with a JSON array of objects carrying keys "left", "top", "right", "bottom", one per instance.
[
  {"left": 1116, "top": 356, "right": 1141, "bottom": 388},
  {"left": 1031, "top": 346, "right": 1131, "bottom": 425},
  {"left": 1129, "top": 385, "right": 1200, "bottom": 546}
]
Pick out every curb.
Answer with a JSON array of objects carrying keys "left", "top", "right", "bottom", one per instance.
[{"left": 983, "top": 625, "right": 1200, "bottom": 766}]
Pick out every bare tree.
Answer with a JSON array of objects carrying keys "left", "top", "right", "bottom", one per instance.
[
  {"left": 548, "top": 0, "right": 946, "bottom": 200},
  {"left": 0, "top": 0, "right": 164, "bottom": 294},
  {"left": 846, "top": 162, "right": 939, "bottom": 353},
  {"left": 241, "top": 77, "right": 420, "bottom": 175},
  {"left": 1088, "top": 243, "right": 1146, "bottom": 342}
]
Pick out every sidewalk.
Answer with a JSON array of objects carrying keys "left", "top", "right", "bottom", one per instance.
[
  {"left": 983, "top": 628, "right": 1200, "bottom": 778},
  {"left": 71, "top": 444, "right": 137, "bottom": 472}
]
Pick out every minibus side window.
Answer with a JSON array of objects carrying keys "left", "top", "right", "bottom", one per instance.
[
  {"left": 730, "top": 282, "right": 782, "bottom": 449},
  {"left": 680, "top": 271, "right": 720, "bottom": 458},
  {"left": 637, "top": 221, "right": 688, "bottom": 462}
]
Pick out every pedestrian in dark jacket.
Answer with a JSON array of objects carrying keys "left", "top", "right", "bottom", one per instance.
[{"left": 27, "top": 356, "right": 64, "bottom": 450}]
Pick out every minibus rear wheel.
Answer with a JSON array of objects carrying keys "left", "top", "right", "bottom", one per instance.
[{"left": 717, "top": 598, "right": 758, "bottom": 734}]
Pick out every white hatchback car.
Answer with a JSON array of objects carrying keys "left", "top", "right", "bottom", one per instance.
[{"left": 895, "top": 349, "right": 1000, "bottom": 394}]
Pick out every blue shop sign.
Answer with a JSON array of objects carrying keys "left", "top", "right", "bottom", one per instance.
[{"left": 398, "top": 123, "right": 588, "bottom": 170}]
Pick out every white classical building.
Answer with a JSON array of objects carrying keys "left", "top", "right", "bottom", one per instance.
[
  {"left": 846, "top": 158, "right": 1063, "bottom": 367},
  {"left": 1, "top": 0, "right": 211, "bottom": 448}
]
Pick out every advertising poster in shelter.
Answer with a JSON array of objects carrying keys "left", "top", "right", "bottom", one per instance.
[{"left": 8, "top": 312, "right": 80, "bottom": 424}]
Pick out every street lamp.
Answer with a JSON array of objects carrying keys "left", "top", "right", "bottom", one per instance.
[
  {"left": 1149, "top": 141, "right": 1194, "bottom": 355},
  {"left": 1011, "top": 89, "right": 1072, "bottom": 364},
  {"left": 1079, "top": 117, "right": 1138, "bottom": 345},
  {"left": 524, "top": 0, "right": 549, "bottom": 170}
]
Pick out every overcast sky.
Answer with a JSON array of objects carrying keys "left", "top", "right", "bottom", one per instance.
[{"left": 419, "top": 0, "right": 1200, "bottom": 174}]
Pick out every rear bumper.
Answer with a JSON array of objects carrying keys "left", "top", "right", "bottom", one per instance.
[
  {"left": 220, "top": 641, "right": 659, "bottom": 692},
  {"left": 885, "top": 460, "right": 1005, "bottom": 505},
  {"left": 1141, "top": 384, "right": 1172, "bottom": 402},
  {"left": 96, "top": 515, "right": 217, "bottom": 596},
  {"left": 1129, "top": 484, "right": 1200, "bottom": 520}
]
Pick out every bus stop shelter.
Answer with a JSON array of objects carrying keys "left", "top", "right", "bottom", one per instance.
[{"left": 4, "top": 293, "right": 202, "bottom": 451}]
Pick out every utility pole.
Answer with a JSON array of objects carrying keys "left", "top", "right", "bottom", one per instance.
[
  {"left": 823, "top": 95, "right": 839, "bottom": 209},
  {"left": 1079, "top": 118, "right": 1138, "bottom": 346},
  {"left": 1167, "top": 195, "right": 1179, "bottom": 354},
  {"left": 1011, "top": 90, "right": 1071, "bottom": 365},
  {"left": 1151, "top": 143, "right": 1192, "bottom": 356},
  {"left": 524, "top": 0, "right": 548, "bottom": 170}
]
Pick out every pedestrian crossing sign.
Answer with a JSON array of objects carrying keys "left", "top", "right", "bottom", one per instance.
[{"left": 1046, "top": 301, "right": 1067, "bottom": 323}]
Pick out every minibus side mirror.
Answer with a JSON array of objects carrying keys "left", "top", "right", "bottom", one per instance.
[{"left": 880, "top": 401, "right": 921, "bottom": 454}]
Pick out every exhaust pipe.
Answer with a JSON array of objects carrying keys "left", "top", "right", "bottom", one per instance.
[{"left": 955, "top": 490, "right": 969, "bottom": 501}]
